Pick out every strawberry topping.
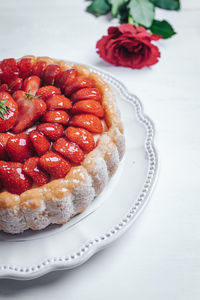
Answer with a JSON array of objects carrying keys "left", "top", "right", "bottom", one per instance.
[
  {"left": 17, "top": 58, "right": 33, "bottom": 79},
  {"left": 55, "top": 69, "right": 77, "bottom": 90},
  {"left": 0, "top": 92, "right": 18, "bottom": 132},
  {"left": 23, "top": 157, "right": 49, "bottom": 187},
  {"left": 43, "top": 110, "right": 69, "bottom": 125},
  {"left": 65, "top": 126, "right": 95, "bottom": 153},
  {"left": 53, "top": 137, "right": 84, "bottom": 164},
  {"left": 71, "top": 100, "right": 104, "bottom": 118},
  {"left": 64, "top": 76, "right": 95, "bottom": 96},
  {"left": 8, "top": 78, "right": 23, "bottom": 93},
  {"left": 42, "top": 64, "right": 61, "bottom": 86},
  {"left": 71, "top": 88, "right": 102, "bottom": 102},
  {"left": 0, "top": 161, "right": 32, "bottom": 194},
  {"left": 37, "top": 123, "right": 64, "bottom": 141},
  {"left": 39, "top": 151, "right": 71, "bottom": 179},
  {"left": 0, "top": 84, "right": 9, "bottom": 92},
  {"left": 12, "top": 90, "right": 46, "bottom": 133},
  {"left": 6, "top": 133, "right": 34, "bottom": 162},
  {"left": 36, "top": 85, "right": 61, "bottom": 100},
  {"left": 46, "top": 94, "right": 72, "bottom": 111},
  {"left": 30, "top": 130, "right": 50, "bottom": 156},
  {"left": 69, "top": 114, "right": 103, "bottom": 134},
  {"left": 0, "top": 59, "right": 19, "bottom": 84},
  {"left": 0, "top": 57, "right": 106, "bottom": 194},
  {"left": 22, "top": 75, "right": 41, "bottom": 95},
  {"left": 0, "top": 133, "right": 12, "bottom": 160},
  {"left": 32, "top": 60, "right": 47, "bottom": 77}
]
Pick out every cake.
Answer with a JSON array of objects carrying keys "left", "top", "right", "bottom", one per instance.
[{"left": 0, "top": 56, "right": 125, "bottom": 234}]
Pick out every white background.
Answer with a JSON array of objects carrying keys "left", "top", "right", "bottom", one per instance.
[{"left": 0, "top": 0, "right": 200, "bottom": 299}]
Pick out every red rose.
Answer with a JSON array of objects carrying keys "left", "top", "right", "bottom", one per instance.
[{"left": 96, "top": 24, "right": 162, "bottom": 69}]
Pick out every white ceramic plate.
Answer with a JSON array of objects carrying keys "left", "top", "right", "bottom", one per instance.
[{"left": 0, "top": 65, "right": 158, "bottom": 280}]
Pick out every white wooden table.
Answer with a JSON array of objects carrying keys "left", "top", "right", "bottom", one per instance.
[{"left": 0, "top": 0, "right": 199, "bottom": 299}]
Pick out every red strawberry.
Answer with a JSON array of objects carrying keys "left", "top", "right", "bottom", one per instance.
[
  {"left": 71, "top": 100, "right": 104, "bottom": 118},
  {"left": 0, "top": 179, "right": 3, "bottom": 191},
  {"left": 46, "top": 94, "right": 72, "bottom": 111},
  {"left": 32, "top": 60, "right": 47, "bottom": 77},
  {"left": 39, "top": 151, "right": 71, "bottom": 179},
  {"left": 53, "top": 137, "right": 84, "bottom": 164},
  {"left": 0, "top": 84, "right": 9, "bottom": 92},
  {"left": 42, "top": 64, "right": 61, "bottom": 86},
  {"left": 8, "top": 78, "right": 23, "bottom": 93},
  {"left": 71, "top": 88, "right": 102, "bottom": 102},
  {"left": 65, "top": 126, "right": 95, "bottom": 153},
  {"left": 69, "top": 114, "right": 103, "bottom": 134},
  {"left": 22, "top": 75, "right": 41, "bottom": 95},
  {"left": 29, "top": 130, "right": 50, "bottom": 156},
  {"left": 55, "top": 69, "right": 77, "bottom": 90},
  {"left": 0, "top": 68, "right": 3, "bottom": 82},
  {"left": 65, "top": 76, "right": 94, "bottom": 96},
  {"left": 23, "top": 157, "right": 49, "bottom": 186},
  {"left": 0, "top": 133, "right": 12, "bottom": 160},
  {"left": 12, "top": 90, "right": 46, "bottom": 133},
  {"left": 0, "top": 161, "right": 32, "bottom": 194},
  {"left": 17, "top": 58, "right": 33, "bottom": 79},
  {"left": 6, "top": 133, "right": 34, "bottom": 162},
  {"left": 36, "top": 85, "right": 61, "bottom": 100},
  {"left": 0, "top": 58, "right": 19, "bottom": 84},
  {"left": 0, "top": 92, "right": 18, "bottom": 132},
  {"left": 37, "top": 123, "right": 64, "bottom": 141},
  {"left": 43, "top": 110, "right": 69, "bottom": 125}
]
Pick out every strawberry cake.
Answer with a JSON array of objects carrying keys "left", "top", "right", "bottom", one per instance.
[{"left": 0, "top": 56, "right": 125, "bottom": 234}]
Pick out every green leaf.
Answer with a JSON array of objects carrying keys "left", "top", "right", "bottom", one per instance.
[
  {"left": 108, "top": 0, "right": 128, "bottom": 17},
  {"left": 149, "top": 0, "right": 180, "bottom": 10},
  {"left": 87, "top": 0, "right": 111, "bottom": 17},
  {"left": 150, "top": 19, "right": 176, "bottom": 39},
  {"left": 128, "top": 0, "right": 155, "bottom": 28},
  {"left": 0, "top": 99, "right": 10, "bottom": 119}
]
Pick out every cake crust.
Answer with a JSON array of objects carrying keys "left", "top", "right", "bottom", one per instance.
[{"left": 0, "top": 56, "right": 125, "bottom": 234}]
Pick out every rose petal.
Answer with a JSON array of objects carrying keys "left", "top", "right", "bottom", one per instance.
[{"left": 96, "top": 24, "right": 161, "bottom": 69}]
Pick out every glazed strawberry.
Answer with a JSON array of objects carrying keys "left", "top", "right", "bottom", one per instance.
[
  {"left": 22, "top": 75, "right": 41, "bottom": 95},
  {"left": 37, "top": 123, "right": 64, "bottom": 141},
  {"left": 39, "top": 151, "right": 71, "bottom": 179},
  {"left": 6, "top": 133, "right": 34, "bottom": 162},
  {"left": 71, "top": 88, "right": 102, "bottom": 102},
  {"left": 17, "top": 58, "right": 33, "bottom": 79},
  {"left": 23, "top": 157, "right": 49, "bottom": 187},
  {"left": 29, "top": 130, "right": 50, "bottom": 156},
  {"left": 32, "top": 60, "right": 47, "bottom": 77},
  {"left": 71, "top": 100, "right": 104, "bottom": 118},
  {"left": 0, "top": 84, "right": 9, "bottom": 92},
  {"left": 0, "top": 58, "right": 19, "bottom": 84},
  {"left": 0, "top": 133, "right": 12, "bottom": 160},
  {"left": 8, "top": 78, "right": 23, "bottom": 93},
  {"left": 42, "top": 64, "right": 61, "bottom": 86},
  {"left": 43, "top": 110, "right": 69, "bottom": 125},
  {"left": 65, "top": 126, "right": 95, "bottom": 153},
  {"left": 46, "top": 94, "right": 72, "bottom": 111},
  {"left": 69, "top": 114, "right": 103, "bottom": 134},
  {"left": 64, "top": 76, "right": 94, "bottom": 96},
  {"left": 0, "top": 179, "right": 3, "bottom": 191},
  {"left": 0, "top": 92, "right": 18, "bottom": 132},
  {"left": 53, "top": 138, "right": 84, "bottom": 164},
  {"left": 36, "top": 85, "right": 61, "bottom": 100},
  {"left": 55, "top": 69, "right": 77, "bottom": 90},
  {"left": 0, "top": 161, "right": 32, "bottom": 194},
  {"left": 12, "top": 90, "right": 46, "bottom": 133}
]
